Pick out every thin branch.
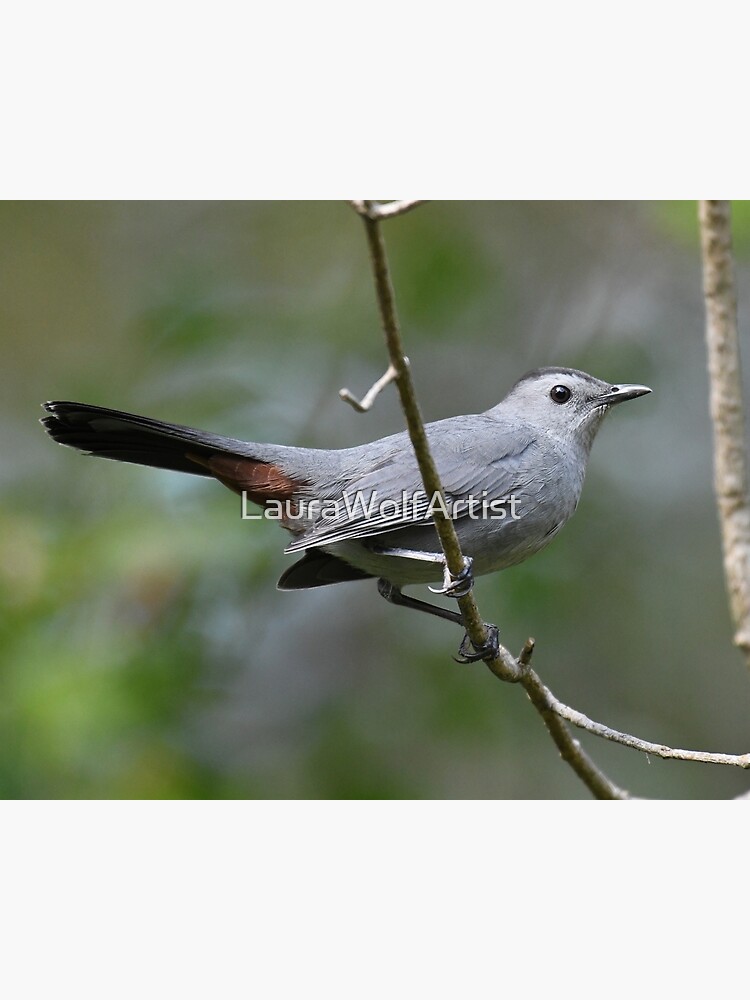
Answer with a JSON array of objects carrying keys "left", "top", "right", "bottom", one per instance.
[
  {"left": 352, "top": 199, "right": 626, "bottom": 799},
  {"left": 355, "top": 201, "right": 514, "bottom": 679},
  {"left": 350, "top": 200, "right": 427, "bottom": 221},
  {"left": 699, "top": 200, "right": 750, "bottom": 662},
  {"left": 339, "top": 361, "right": 404, "bottom": 413},
  {"left": 521, "top": 665, "right": 750, "bottom": 768},
  {"left": 514, "top": 642, "right": 630, "bottom": 798},
  {"left": 513, "top": 641, "right": 749, "bottom": 770}
]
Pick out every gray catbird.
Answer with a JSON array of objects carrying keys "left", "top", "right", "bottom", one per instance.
[{"left": 41, "top": 367, "right": 650, "bottom": 660}]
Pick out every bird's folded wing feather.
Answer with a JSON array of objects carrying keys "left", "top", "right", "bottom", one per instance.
[{"left": 284, "top": 417, "right": 537, "bottom": 552}]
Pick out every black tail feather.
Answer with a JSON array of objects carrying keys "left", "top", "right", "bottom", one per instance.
[{"left": 41, "top": 401, "right": 240, "bottom": 477}]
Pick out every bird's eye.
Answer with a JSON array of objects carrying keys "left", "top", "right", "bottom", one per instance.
[{"left": 550, "top": 385, "right": 571, "bottom": 404}]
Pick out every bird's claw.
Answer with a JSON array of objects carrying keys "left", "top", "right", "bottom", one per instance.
[
  {"left": 453, "top": 624, "right": 500, "bottom": 664},
  {"left": 429, "top": 556, "right": 474, "bottom": 598}
]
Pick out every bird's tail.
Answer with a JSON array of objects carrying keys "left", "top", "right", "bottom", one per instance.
[{"left": 41, "top": 401, "right": 303, "bottom": 500}]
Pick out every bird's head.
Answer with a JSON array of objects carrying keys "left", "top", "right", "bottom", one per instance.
[{"left": 496, "top": 367, "right": 651, "bottom": 449}]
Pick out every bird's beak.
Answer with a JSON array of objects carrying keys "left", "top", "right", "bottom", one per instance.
[{"left": 598, "top": 383, "right": 652, "bottom": 406}]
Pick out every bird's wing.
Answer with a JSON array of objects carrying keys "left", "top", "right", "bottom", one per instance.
[{"left": 284, "top": 416, "right": 537, "bottom": 553}]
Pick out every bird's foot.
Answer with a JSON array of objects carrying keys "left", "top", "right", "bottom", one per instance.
[
  {"left": 429, "top": 556, "right": 474, "bottom": 598},
  {"left": 453, "top": 624, "right": 500, "bottom": 664}
]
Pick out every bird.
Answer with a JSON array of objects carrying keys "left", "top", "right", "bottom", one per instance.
[{"left": 41, "top": 366, "right": 651, "bottom": 661}]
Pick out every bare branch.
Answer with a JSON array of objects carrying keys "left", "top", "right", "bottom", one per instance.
[
  {"left": 351, "top": 200, "right": 628, "bottom": 799},
  {"left": 521, "top": 665, "right": 750, "bottom": 768},
  {"left": 339, "top": 361, "right": 405, "bottom": 413},
  {"left": 521, "top": 680, "right": 630, "bottom": 797},
  {"left": 350, "top": 200, "right": 427, "bottom": 221},
  {"left": 699, "top": 200, "right": 750, "bottom": 661},
  {"left": 354, "top": 203, "right": 508, "bottom": 673}
]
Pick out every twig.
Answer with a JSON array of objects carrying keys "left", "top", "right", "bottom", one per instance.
[
  {"left": 512, "top": 642, "right": 749, "bottom": 771},
  {"left": 339, "top": 360, "right": 406, "bottom": 413},
  {"left": 699, "top": 200, "right": 750, "bottom": 661},
  {"left": 514, "top": 642, "right": 630, "bottom": 798},
  {"left": 350, "top": 200, "right": 427, "bottom": 221},
  {"left": 352, "top": 199, "right": 626, "bottom": 799},
  {"left": 355, "top": 201, "right": 513, "bottom": 679},
  {"left": 521, "top": 664, "right": 750, "bottom": 768}
]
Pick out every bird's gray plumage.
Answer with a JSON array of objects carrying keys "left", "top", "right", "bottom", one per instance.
[
  {"left": 282, "top": 414, "right": 537, "bottom": 552},
  {"left": 41, "top": 367, "right": 651, "bottom": 591}
]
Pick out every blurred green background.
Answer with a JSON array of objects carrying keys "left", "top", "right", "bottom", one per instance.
[{"left": 2, "top": 200, "right": 749, "bottom": 799}]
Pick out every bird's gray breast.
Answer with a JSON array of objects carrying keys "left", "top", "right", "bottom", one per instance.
[{"left": 455, "top": 438, "right": 585, "bottom": 575}]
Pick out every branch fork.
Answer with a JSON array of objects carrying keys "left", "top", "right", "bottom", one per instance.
[
  {"left": 350, "top": 200, "right": 426, "bottom": 221},
  {"left": 339, "top": 359, "right": 408, "bottom": 413}
]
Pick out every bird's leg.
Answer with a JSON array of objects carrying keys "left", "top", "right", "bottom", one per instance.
[
  {"left": 371, "top": 545, "right": 476, "bottom": 598},
  {"left": 377, "top": 578, "right": 464, "bottom": 626},
  {"left": 376, "top": 577, "right": 500, "bottom": 665},
  {"left": 373, "top": 547, "right": 499, "bottom": 662}
]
